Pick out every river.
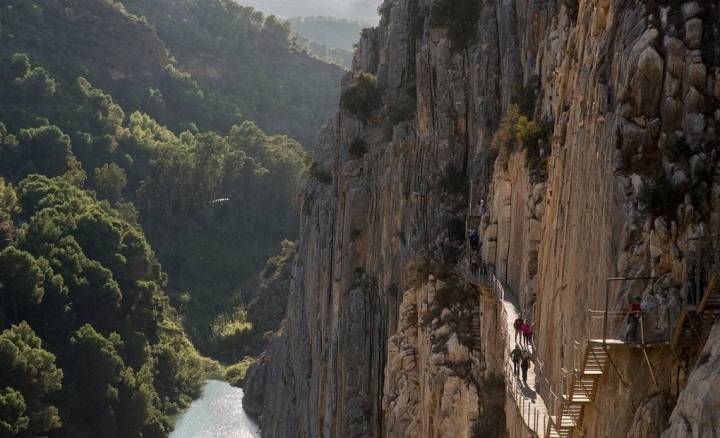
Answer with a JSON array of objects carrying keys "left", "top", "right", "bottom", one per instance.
[{"left": 171, "top": 380, "right": 260, "bottom": 438}]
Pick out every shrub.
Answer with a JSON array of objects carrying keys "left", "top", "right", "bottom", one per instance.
[
  {"left": 341, "top": 72, "right": 381, "bottom": 119},
  {"left": 512, "top": 78, "right": 539, "bottom": 117},
  {"left": 638, "top": 170, "right": 683, "bottom": 219},
  {"left": 429, "top": 0, "right": 479, "bottom": 49},
  {"left": 309, "top": 161, "right": 333, "bottom": 185},
  {"left": 439, "top": 165, "right": 468, "bottom": 194},
  {"left": 349, "top": 138, "right": 368, "bottom": 158},
  {"left": 225, "top": 358, "right": 255, "bottom": 387}
]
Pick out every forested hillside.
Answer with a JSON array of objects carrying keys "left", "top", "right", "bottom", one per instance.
[
  {"left": 0, "top": 0, "right": 343, "bottom": 146},
  {"left": 0, "top": 175, "right": 207, "bottom": 437},
  {"left": 0, "top": 0, "right": 340, "bottom": 432}
]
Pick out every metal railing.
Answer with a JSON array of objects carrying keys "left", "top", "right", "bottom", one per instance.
[
  {"left": 490, "top": 274, "right": 557, "bottom": 438},
  {"left": 584, "top": 309, "right": 672, "bottom": 345}
]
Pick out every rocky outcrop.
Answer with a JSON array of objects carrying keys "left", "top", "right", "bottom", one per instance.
[{"left": 245, "top": 0, "right": 720, "bottom": 436}]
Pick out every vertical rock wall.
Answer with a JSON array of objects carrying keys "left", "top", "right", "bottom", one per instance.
[{"left": 245, "top": 0, "right": 720, "bottom": 436}]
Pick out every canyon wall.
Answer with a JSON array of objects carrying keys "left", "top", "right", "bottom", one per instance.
[{"left": 245, "top": 0, "right": 720, "bottom": 436}]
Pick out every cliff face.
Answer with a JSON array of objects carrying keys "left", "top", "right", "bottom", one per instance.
[{"left": 245, "top": 0, "right": 720, "bottom": 436}]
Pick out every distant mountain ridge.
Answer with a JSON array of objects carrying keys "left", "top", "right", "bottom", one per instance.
[
  {"left": 0, "top": 0, "right": 344, "bottom": 146},
  {"left": 239, "top": 0, "right": 381, "bottom": 22}
]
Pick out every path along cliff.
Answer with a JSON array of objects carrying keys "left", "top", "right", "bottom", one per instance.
[{"left": 244, "top": 0, "right": 720, "bottom": 436}]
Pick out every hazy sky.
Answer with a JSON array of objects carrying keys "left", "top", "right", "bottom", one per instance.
[{"left": 238, "top": 0, "right": 382, "bottom": 22}]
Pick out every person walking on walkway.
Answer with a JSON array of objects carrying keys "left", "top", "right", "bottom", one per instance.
[
  {"left": 511, "top": 344, "right": 523, "bottom": 377},
  {"left": 468, "top": 229, "right": 479, "bottom": 251},
  {"left": 526, "top": 324, "right": 534, "bottom": 347},
  {"left": 521, "top": 351, "right": 531, "bottom": 384},
  {"left": 522, "top": 321, "right": 531, "bottom": 345},
  {"left": 514, "top": 316, "right": 524, "bottom": 343},
  {"left": 470, "top": 254, "right": 479, "bottom": 275},
  {"left": 625, "top": 296, "right": 642, "bottom": 342}
]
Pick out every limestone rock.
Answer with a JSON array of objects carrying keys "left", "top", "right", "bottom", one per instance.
[
  {"left": 684, "top": 18, "right": 702, "bottom": 50},
  {"left": 631, "top": 47, "right": 664, "bottom": 118}
]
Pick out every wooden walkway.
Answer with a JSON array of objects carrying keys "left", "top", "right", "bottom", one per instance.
[{"left": 469, "top": 273, "right": 557, "bottom": 437}]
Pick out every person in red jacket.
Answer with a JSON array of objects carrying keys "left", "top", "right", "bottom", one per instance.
[
  {"left": 522, "top": 322, "right": 531, "bottom": 345},
  {"left": 625, "top": 296, "right": 642, "bottom": 342}
]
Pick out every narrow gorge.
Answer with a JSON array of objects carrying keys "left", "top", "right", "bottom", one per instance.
[{"left": 244, "top": 0, "right": 720, "bottom": 436}]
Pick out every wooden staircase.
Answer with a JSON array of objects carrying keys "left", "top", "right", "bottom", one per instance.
[
  {"left": 550, "top": 342, "right": 609, "bottom": 438},
  {"left": 470, "top": 311, "right": 482, "bottom": 350},
  {"left": 672, "top": 274, "right": 720, "bottom": 353}
]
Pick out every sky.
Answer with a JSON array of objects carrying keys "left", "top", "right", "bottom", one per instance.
[{"left": 238, "top": 0, "right": 382, "bottom": 23}]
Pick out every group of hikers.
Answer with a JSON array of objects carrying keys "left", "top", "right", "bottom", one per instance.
[
  {"left": 511, "top": 343, "right": 533, "bottom": 384},
  {"left": 511, "top": 316, "right": 534, "bottom": 384},
  {"left": 514, "top": 316, "right": 533, "bottom": 345}
]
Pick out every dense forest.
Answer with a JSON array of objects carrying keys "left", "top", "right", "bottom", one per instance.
[
  {"left": 0, "top": 0, "right": 343, "bottom": 146},
  {"left": 0, "top": 0, "right": 344, "bottom": 435}
]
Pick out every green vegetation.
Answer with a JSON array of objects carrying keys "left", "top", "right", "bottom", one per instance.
[
  {"left": 0, "top": 0, "right": 332, "bottom": 431},
  {"left": 341, "top": 72, "right": 382, "bottom": 120},
  {"left": 0, "top": 54, "right": 305, "bottom": 364},
  {"left": 308, "top": 161, "right": 334, "bottom": 185},
  {"left": 349, "top": 138, "right": 369, "bottom": 158},
  {"left": 429, "top": 0, "right": 479, "bottom": 49},
  {"left": 491, "top": 103, "right": 551, "bottom": 182},
  {"left": 225, "top": 358, "right": 256, "bottom": 387},
  {"left": 0, "top": 0, "right": 343, "bottom": 146},
  {"left": 638, "top": 170, "right": 684, "bottom": 220},
  {"left": 0, "top": 175, "right": 205, "bottom": 437}
]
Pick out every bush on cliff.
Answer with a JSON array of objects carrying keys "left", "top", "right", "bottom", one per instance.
[
  {"left": 349, "top": 138, "right": 369, "bottom": 158},
  {"left": 429, "top": 0, "right": 479, "bottom": 49},
  {"left": 225, "top": 358, "right": 256, "bottom": 387},
  {"left": 341, "top": 72, "right": 381, "bottom": 119},
  {"left": 638, "top": 170, "right": 684, "bottom": 219}
]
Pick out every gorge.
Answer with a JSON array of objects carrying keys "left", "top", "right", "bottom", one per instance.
[{"left": 244, "top": 0, "right": 720, "bottom": 436}]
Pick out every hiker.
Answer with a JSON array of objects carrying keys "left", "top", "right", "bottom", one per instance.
[
  {"left": 625, "top": 295, "right": 642, "bottom": 342},
  {"left": 514, "top": 316, "right": 524, "bottom": 343},
  {"left": 526, "top": 323, "right": 534, "bottom": 346},
  {"left": 470, "top": 254, "right": 479, "bottom": 275},
  {"left": 468, "top": 229, "right": 480, "bottom": 251},
  {"left": 511, "top": 344, "right": 523, "bottom": 377},
  {"left": 522, "top": 321, "right": 531, "bottom": 345},
  {"left": 473, "top": 199, "right": 486, "bottom": 217},
  {"left": 521, "top": 351, "right": 531, "bottom": 384},
  {"left": 480, "top": 260, "right": 488, "bottom": 277}
]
